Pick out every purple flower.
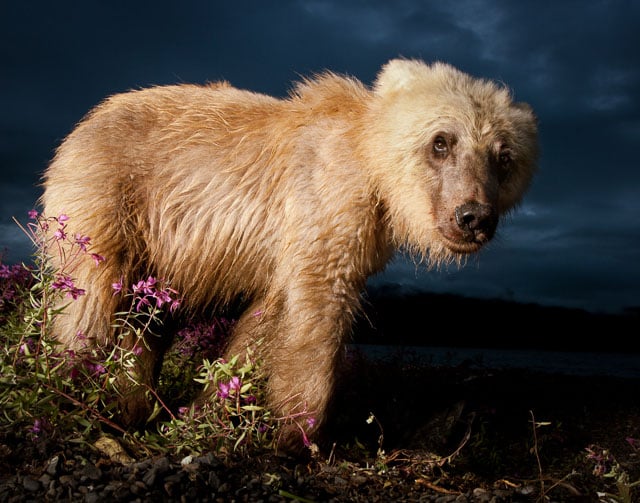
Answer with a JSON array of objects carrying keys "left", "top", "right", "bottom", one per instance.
[
  {"left": 70, "top": 287, "right": 85, "bottom": 299},
  {"left": 57, "top": 214, "right": 69, "bottom": 223},
  {"left": 31, "top": 419, "right": 42, "bottom": 435},
  {"left": 168, "top": 298, "right": 181, "bottom": 313},
  {"left": 154, "top": 288, "right": 174, "bottom": 308},
  {"left": 74, "top": 234, "right": 91, "bottom": 251},
  {"left": 28, "top": 209, "right": 38, "bottom": 219},
  {"left": 53, "top": 228, "right": 67, "bottom": 241},
  {"left": 52, "top": 275, "right": 73, "bottom": 290},
  {"left": 229, "top": 376, "right": 242, "bottom": 391},
  {"left": 132, "top": 276, "right": 157, "bottom": 295},
  {"left": 0, "top": 265, "right": 11, "bottom": 279},
  {"left": 217, "top": 381, "right": 230, "bottom": 399},
  {"left": 91, "top": 253, "right": 105, "bottom": 266},
  {"left": 19, "top": 339, "right": 36, "bottom": 355},
  {"left": 112, "top": 279, "right": 123, "bottom": 294},
  {"left": 306, "top": 417, "right": 316, "bottom": 429},
  {"left": 85, "top": 361, "right": 106, "bottom": 376},
  {"left": 51, "top": 275, "right": 86, "bottom": 299}
]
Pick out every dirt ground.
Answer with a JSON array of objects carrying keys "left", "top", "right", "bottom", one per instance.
[{"left": 2, "top": 347, "right": 639, "bottom": 502}]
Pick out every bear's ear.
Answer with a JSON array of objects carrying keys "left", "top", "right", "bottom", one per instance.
[
  {"left": 374, "top": 58, "right": 430, "bottom": 96},
  {"left": 513, "top": 101, "right": 537, "bottom": 120}
]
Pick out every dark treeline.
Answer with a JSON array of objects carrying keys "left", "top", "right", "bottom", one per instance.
[{"left": 354, "top": 286, "right": 640, "bottom": 353}]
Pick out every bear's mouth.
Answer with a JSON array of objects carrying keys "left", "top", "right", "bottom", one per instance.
[{"left": 438, "top": 231, "right": 487, "bottom": 254}]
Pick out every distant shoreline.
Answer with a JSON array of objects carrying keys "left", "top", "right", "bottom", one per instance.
[{"left": 353, "top": 343, "right": 640, "bottom": 379}]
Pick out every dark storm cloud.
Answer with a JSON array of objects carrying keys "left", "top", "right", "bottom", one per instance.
[{"left": 1, "top": 0, "right": 639, "bottom": 313}]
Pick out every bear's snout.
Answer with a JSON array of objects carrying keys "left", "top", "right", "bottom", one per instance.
[{"left": 454, "top": 201, "right": 497, "bottom": 244}]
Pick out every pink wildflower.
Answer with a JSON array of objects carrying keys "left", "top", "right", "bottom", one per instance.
[
  {"left": 111, "top": 280, "right": 123, "bottom": 294},
  {"left": 51, "top": 274, "right": 85, "bottom": 299},
  {"left": 85, "top": 361, "right": 106, "bottom": 376},
  {"left": 53, "top": 227, "right": 67, "bottom": 241},
  {"left": 74, "top": 234, "right": 91, "bottom": 251},
  {"left": 229, "top": 376, "right": 242, "bottom": 392},
  {"left": 91, "top": 253, "right": 105, "bottom": 266},
  {"left": 132, "top": 276, "right": 157, "bottom": 295},
  {"left": 31, "top": 419, "right": 42, "bottom": 436},
  {"left": 218, "top": 381, "right": 230, "bottom": 399}
]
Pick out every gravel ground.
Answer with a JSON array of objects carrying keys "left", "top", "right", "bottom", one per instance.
[
  {"left": 2, "top": 359, "right": 639, "bottom": 502},
  {"left": 0, "top": 444, "right": 534, "bottom": 502}
]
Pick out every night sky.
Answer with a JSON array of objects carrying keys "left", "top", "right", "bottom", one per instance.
[{"left": 1, "top": 1, "right": 639, "bottom": 315}]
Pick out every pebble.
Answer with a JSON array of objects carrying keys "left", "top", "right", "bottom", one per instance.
[
  {"left": 21, "top": 476, "right": 40, "bottom": 492},
  {"left": 46, "top": 455, "right": 60, "bottom": 476}
]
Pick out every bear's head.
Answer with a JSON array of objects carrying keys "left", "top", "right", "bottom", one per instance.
[{"left": 363, "top": 58, "right": 538, "bottom": 265}]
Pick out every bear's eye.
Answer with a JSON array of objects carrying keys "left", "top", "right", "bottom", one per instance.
[
  {"left": 433, "top": 136, "right": 448, "bottom": 156},
  {"left": 497, "top": 148, "right": 512, "bottom": 183},
  {"left": 498, "top": 150, "right": 512, "bottom": 165}
]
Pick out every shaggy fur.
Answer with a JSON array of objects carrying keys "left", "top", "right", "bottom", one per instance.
[{"left": 41, "top": 58, "right": 538, "bottom": 449}]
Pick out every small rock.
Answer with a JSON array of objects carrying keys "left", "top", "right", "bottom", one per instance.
[
  {"left": 131, "top": 459, "right": 152, "bottom": 473},
  {"left": 38, "top": 473, "right": 52, "bottom": 487},
  {"left": 517, "top": 484, "right": 535, "bottom": 495},
  {"left": 493, "top": 489, "right": 514, "bottom": 500},
  {"left": 434, "top": 495, "right": 459, "bottom": 503},
  {"left": 46, "top": 485, "right": 58, "bottom": 499},
  {"left": 130, "top": 480, "right": 147, "bottom": 495},
  {"left": 194, "top": 452, "right": 220, "bottom": 467},
  {"left": 84, "top": 492, "right": 100, "bottom": 503},
  {"left": 208, "top": 471, "right": 221, "bottom": 489},
  {"left": 351, "top": 475, "right": 367, "bottom": 486},
  {"left": 81, "top": 463, "right": 102, "bottom": 482},
  {"left": 59, "top": 474, "right": 78, "bottom": 489},
  {"left": 46, "top": 455, "right": 60, "bottom": 475},
  {"left": 22, "top": 476, "right": 41, "bottom": 492},
  {"left": 470, "top": 487, "right": 491, "bottom": 502}
]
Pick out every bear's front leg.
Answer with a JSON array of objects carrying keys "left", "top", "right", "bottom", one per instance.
[{"left": 234, "top": 285, "right": 357, "bottom": 453}]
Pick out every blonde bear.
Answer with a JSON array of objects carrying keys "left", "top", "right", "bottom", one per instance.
[{"left": 41, "top": 58, "right": 538, "bottom": 450}]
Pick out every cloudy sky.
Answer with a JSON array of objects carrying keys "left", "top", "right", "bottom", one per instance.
[{"left": 1, "top": 1, "right": 639, "bottom": 314}]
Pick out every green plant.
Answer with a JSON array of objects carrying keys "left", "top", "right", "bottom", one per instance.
[
  {"left": 0, "top": 212, "right": 310, "bottom": 461},
  {"left": 0, "top": 212, "right": 117, "bottom": 445},
  {"left": 152, "top": 349, "right": 276, "bottom": 455},
  {"left": 585, "top": 443, "right": 640, "bottom": 503}
]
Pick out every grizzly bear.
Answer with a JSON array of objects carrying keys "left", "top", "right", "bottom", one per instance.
[{"left": 41, "top": 58, "right": 538, "bottom": 450}]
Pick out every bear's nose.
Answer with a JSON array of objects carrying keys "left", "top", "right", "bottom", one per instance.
[{"left": 455, "top": 201, "right": 497, "bottom": 242}]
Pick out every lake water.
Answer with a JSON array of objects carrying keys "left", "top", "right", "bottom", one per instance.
[{"left": 353, "top": 344, "right": 640, "bottom": 379}]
